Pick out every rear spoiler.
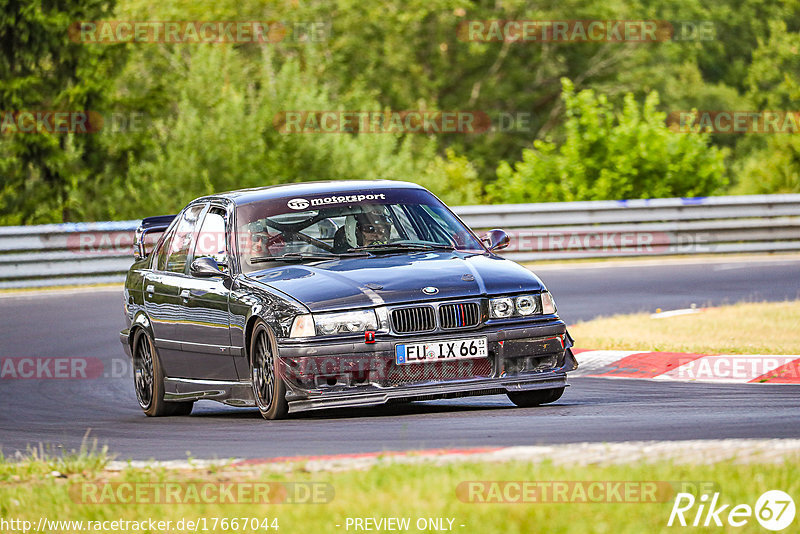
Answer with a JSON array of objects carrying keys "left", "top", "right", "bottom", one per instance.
[{"left": 134, "top": 215, "right": 176, "bottom": 260}]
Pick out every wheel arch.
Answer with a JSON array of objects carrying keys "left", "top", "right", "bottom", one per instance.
[
  {"left": 128, "top": 311, "right": 155, "bottom": 353},
  {"left": 244, "top": 315, "right": 262, "bottom": 364},
  {"left": 244, "top": 314, "right": 280, "bottom": 365}
]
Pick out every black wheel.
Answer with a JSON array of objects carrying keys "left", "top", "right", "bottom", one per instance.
[
  {"left": 132, "top": 330, "right": 194, "bottom": 417},
  {"left": 507, "top": 387, "right": 565, "bottom": 407},
  {"left": 250, "top": 322, "right": 288, "bottom": 420}
]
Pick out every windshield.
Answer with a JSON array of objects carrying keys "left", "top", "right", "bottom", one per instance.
[{"left": 235, "top": 188, "right": 484, "bottom": 272}]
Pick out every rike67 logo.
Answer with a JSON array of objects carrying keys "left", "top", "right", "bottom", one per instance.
[{"left": 668, "top": 490, "right": 795, "bottom": 531}]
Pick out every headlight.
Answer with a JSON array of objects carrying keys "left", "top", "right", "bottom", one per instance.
[
  {"left": 489, "top": 292, "right": 556, "bottom": 318},
  {"left": 515, "top": 295, "right": 536, "bottom": 315},
  {"left": 489, "top": 297, "right": 514, "bottom": 318},
  {"left": 289, "top": 310, "right": 378, "bottom": 338}
]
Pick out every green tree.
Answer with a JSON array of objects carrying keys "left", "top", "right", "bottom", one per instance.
[
  {"left": 0, "top": 0, "right": 125, "bottom": 224},
  {"left": 88, "top": 45, "right": 471, "bottom": 219},
  {"left": 733, "top": 136, "right": 800, "bottom": 195},
  {"left": 487, "top": 79, "right": 727, "bottom": 202},
  {"left": 424, "top": 148, "right": 483, "bottom": 206},
  {"left": 733, "top": 19, "right": 800, "bottom": 195},
  {"left": 5, "top": 0, "right": 800, "bottom": 223},
  {"left": 747, "top": 19, "right": 800, "bottom": 110}
]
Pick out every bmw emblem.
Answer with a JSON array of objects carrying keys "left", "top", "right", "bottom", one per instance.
[{"left": 422, "top": 286, "right": 439, "bottom": 295}]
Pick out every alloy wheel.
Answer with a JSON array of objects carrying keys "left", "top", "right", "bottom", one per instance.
[
  {"left": 252, "top": 328, "right": 274, "bottom": 410},
  {"left": 133, "top": 335, "right": 154, "bottom": 409}
]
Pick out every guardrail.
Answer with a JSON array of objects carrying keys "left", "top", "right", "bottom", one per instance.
[{"left": 1, "top": 194, "right": 799, "bottom": 289}]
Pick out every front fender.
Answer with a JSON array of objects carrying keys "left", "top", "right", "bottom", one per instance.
[{"left": 229, "top": 276, "right": 309, "bottom": 378}]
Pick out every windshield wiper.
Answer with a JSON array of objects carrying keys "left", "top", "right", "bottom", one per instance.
[
  {"left": 348, "top": 243, "right": 455, "bottom": 253},
  {"left": 249, "top": 252, "right": 366, "bottom": 264}
]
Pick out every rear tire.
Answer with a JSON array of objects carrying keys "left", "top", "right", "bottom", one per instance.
[
  {"left": 507, "top": 387, "right": 565, "bottom": 407},
  {"left": 250, "top": 322, "right": 289, "bottom": 420},
  {"left": 132, "top": 330, "right": 194, "bottom": 417}
]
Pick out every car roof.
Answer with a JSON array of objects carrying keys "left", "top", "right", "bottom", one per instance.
[{"left": 196, "top": 180, "right": 427, "bottom": 206}]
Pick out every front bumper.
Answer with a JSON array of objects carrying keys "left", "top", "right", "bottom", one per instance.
[
  {"left": 277, "top": 319, "right": 578, "bottom": 413},
  {"left": 287, "top": 373, "right": 572, "bottom": 412}
]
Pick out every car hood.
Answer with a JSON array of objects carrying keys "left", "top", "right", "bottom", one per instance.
[{"left": 244, "top": 252, "right": 546, "bottom": 312}]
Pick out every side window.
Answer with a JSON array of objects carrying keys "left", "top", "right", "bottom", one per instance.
[
  {"left": 154, "top": 226, "right": 177, "bottom": 271},
  {"left": 165, "top": 204, "right": 204, "bottom": 274},
  {"left": 192, "top": 207, "right": 229, "bottom": 271}
]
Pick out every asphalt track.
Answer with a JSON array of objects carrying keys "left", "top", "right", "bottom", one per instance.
[{"left": 1, "top": 257, "right": 799, "bottom": 460}]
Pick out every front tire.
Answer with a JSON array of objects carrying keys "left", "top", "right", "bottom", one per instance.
[
  {"left": 507, "top": 387, "right": 565, "bottom": 407},
  {"left": 250, "top": 322, "right": 289, "bottom": 420},
  {"left": 132, "top": 330, "right": 194, "bottom": 417}
]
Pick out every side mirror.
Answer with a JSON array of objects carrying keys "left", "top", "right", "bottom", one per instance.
[
  {"left": 190, "top": 257, "right": 229, "bottom": 278},
  {"left": 481, "top": 229, "right": 510, "bottom": 252}
]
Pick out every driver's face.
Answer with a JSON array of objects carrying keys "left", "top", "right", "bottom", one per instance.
[{"left": 360, "top": 222, "right": 390, "bottom": 244}]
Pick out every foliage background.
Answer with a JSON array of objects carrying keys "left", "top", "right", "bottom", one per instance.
[{"left": 1, "top": 0, "right": 798, "bottom": 223}]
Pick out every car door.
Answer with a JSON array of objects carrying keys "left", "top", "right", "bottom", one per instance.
[
  {"left": 144, "top": 203, "right": 206, "bottom": 378},
  {"left": 175, "top": 204, "right": 239, "bottom": 381},
  {"left": 142, "top": 222, "right": 183, "bottom": 366}
]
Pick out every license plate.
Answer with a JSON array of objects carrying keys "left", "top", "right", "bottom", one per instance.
[{"left": 395, "top": 337, "right": 488, "bottom": 365}]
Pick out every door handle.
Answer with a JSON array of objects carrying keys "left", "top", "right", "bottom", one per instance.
[{"left": 146, "top": 284, "right": 154, "bottom": 293}]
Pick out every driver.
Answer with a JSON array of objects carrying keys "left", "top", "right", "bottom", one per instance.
[
  {"left": 333, "top": 207, "right": 393, "bottom": 251},
  {"left": 354, "top": 210, "right": 391, "bottom": 246}
]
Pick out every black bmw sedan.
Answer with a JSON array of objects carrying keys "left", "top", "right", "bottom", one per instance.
[{"left": 120, "top": 180, "right": 578, "bottom": 419}]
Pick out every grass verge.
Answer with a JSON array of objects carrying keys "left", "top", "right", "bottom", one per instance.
[
  {"left": 0, "top": 435, "right": 111, "bottom": 481},
  {"left": 570, "top": 301, "right": 800, "bottom": 354},
  {"left": 1, "top": 453, "right": 798, "bottom": 533}
]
